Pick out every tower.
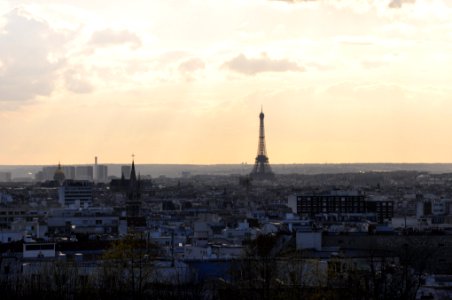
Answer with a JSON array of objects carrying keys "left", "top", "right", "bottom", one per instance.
[
  {"left": 94, "top": 156, "right": 98, "bottom": 183},
  {"left": 126, "top": 159, "right": 141, "bottom": 217},
  {"left": 250, "top": 108, "right": 274, "bottom": 180}
]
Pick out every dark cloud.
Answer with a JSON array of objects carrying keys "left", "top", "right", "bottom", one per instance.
[
  {"left": 0, "top": 9, "right": 67, "bottom": 102},
  {"left": 388, "top": 0, "right": 416, "bottom": 8},
  {"left": 223, "top": 53, "right": 303, "bottom": 75},
  {"left": 89, "top": 29, "right": 142, "bottom": 49}
]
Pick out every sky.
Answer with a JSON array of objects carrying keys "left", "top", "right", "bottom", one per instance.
[{"left": 1, "top": 0, "right": 452, "bottom": 165}]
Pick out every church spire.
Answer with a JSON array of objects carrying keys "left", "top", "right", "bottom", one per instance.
[
  {"left": 127, "top": 156, "right": 141, "bottom": 217},
  {"left": 130, "top": 159, "right": 137, "bottom": 183}
]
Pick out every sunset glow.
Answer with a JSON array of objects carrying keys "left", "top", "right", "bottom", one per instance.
[{"left": 1, "top": 0, "right": 452, "bottom": 164}]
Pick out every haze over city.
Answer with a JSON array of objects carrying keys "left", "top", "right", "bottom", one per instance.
[{"left": 1, "top": 0, "right": 452, "bottom": 165}]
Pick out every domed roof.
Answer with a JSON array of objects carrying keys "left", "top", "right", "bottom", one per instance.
[{"left": 53, "top": 163, "right": 65, "bottom": 184}]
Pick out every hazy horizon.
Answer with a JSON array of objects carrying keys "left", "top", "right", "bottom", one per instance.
[
  {"left": 3, "top": 162, "right": 452, "bottom": 179},
  {"left": 5, "top": 162, "right": 452, "bottom": 167}
]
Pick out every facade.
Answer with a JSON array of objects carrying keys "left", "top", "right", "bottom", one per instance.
[
  {"left": 96, "top": 165, "right": 108, "bottom": 183},
  {"left": 23, "top": 243, "right": 56, "bottom": 258},
  {"left": 58, "top": 180, "right": 93, "bottom": 208},
  {"left": 365, "top": 199, "right": 394, "bottom": 223},
  {"left": 75, "top": 166, "right": 93, "bottom": 181},
  {"left": 37, "top": 166, "right": 75, "bottom": 181},
  {"left": 63, "top": 166, "right": 76, "bottom": 180},
  {"left": 47, "top": 207, "right": 119, "bottom": 235},
  {"left": 0, "top": 208, "right": 46, "bottom": 231},
  {"left": 294, "top": 191, "right": 367, "bottom": 217},
  {"left": 289, "top": 191, "right": 394, "bottom": 224}
]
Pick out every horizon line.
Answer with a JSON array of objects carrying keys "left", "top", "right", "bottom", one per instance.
[{"left": 3, "top": 162, "right": 452, "bottom": 167}]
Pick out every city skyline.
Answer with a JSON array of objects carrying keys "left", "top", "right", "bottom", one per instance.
[{"left": 1, "top": 1, "right": 452, "bottom": 164}]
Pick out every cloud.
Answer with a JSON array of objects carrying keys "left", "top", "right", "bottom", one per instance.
[
  {"left": 388, "top": 0, "right": 416, "bottom": 8},
  {"left": 89, "top": 29, "right": 142, "bottom": 49},
  {"left": 223, "top": 53, "right": 303, "bottom": 75},
  {"left": 305, "top": 62, "right": 334, "bottom": 71},
  {"left": 336, "top": 35, "right": 374, "bottom": 46},
  {"left": 178, "top": 58, "right": 205, "bottom": 82},
  {"left": 178, "top": 58, "right": 205, "bottom": 73},
  {"left": 272, "top": 0, "right": 317, "bottom": 3},
  {"left": 361, "top": 59, "right": 387, "bottom": 69},
  {"left": 64, "top": 68, "right": 94, "bottom": 94},
  {"left": 274, "top": 0, "right": 417, "bottom": 10},
  {"left": 0, "top": 9, "right": 67, "bottom": 102}
]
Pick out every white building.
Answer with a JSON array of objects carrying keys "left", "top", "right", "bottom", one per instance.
[
  {"left": 47, "top": 207, "right": 119, "bottom": 235},
  {"left": 58, "top": 180, "right": 93, "bottom": 208}
]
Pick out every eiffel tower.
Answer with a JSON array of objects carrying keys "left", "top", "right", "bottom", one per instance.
[{"left": 250, "top": 108, "right": 274, "bottom": 180}]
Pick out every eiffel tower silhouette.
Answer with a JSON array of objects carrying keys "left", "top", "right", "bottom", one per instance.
[{"left": 250, "top": 108, "right": 274, "bottom": 180}]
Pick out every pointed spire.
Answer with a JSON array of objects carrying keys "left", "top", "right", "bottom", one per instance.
[{"left": 130, "top": 159, "right": 137, "bottom": 183}]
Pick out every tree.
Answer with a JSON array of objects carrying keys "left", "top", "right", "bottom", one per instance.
[{"left": 100, "top": 234, "right": 160, "bottom": 299}]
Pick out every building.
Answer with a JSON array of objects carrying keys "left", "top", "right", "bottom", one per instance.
[
  {"left": 126, "top": 160, "right": 141, "bottom": 217},
  {"left": 58, "top": 180, "right": 93, "bottom": 208},
  {"left": 290, "top": 191, "right": 366, "bottom": 217},
  {"left": 365, "top": 198, "right": 394, "bottom": 224},
  {"left": 94, "top": 157, "right": 108, "bottom": 183},
  {"left": 23, "top": 243, "right": 56, "bottom": 258},
  {"left": 0, "top": 172, "right": 12, "bottom": 182},
  {"left": 63, "top": 166, "right": 76, "bottom": 180},
  {"left": 96, "top": 165, "right": 108, "bottom": 183},
  {"left": 75, "top": 166, "right": 93, "bottom": 181},
  {"left": 288, "top": 191, "right": 394, "bottom": 224},
  {"left": 121, "top": 165, "right": 132, "bottom": 179},
  {"left": 53, "top": 163, "right": 66, "bottom": 185},
  {"left": 47, "top": 207, "right": 120, "bottom": 235},
  {"left": 36, "top": 166, "right": 75, "bottom": 181}
]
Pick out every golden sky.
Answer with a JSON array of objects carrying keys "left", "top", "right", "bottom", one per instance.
[{"left": 1, "top": 0, "right": 452, "bottom": 164}]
